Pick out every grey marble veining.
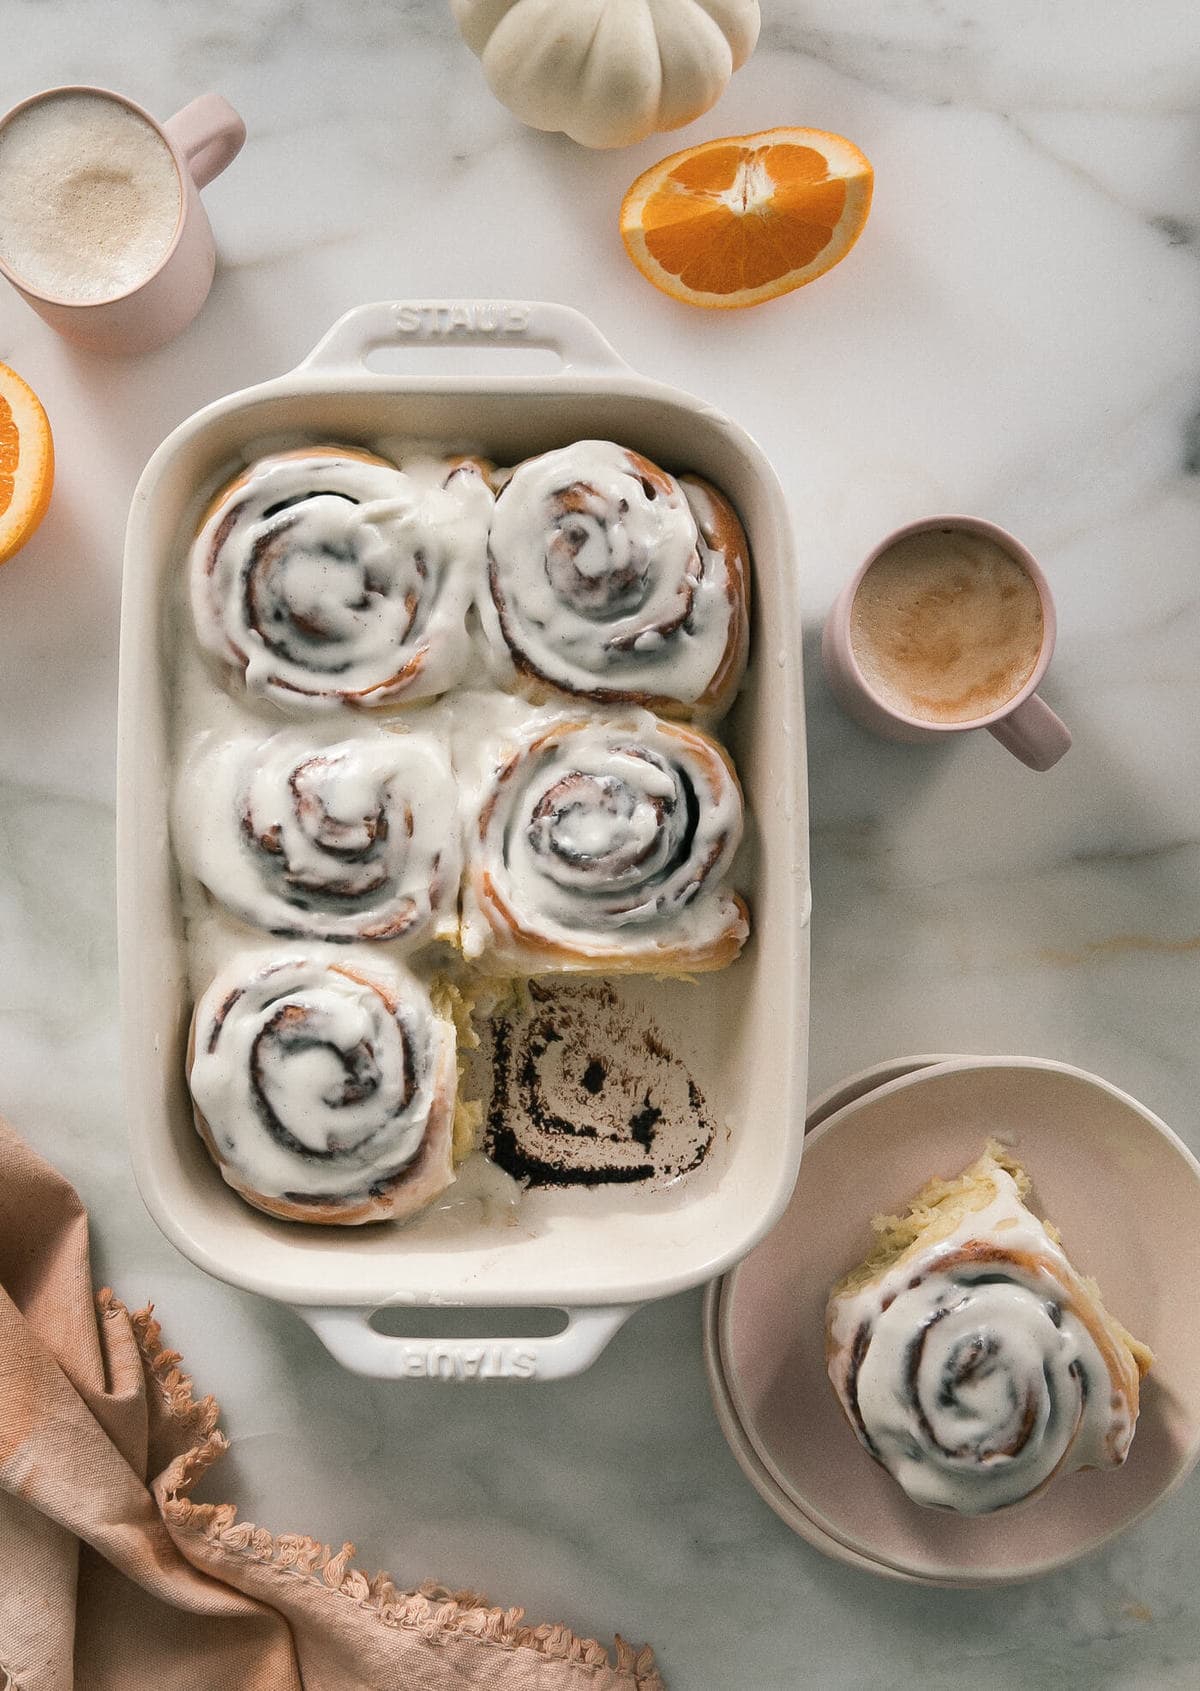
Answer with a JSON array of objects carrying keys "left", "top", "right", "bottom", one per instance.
[{"left": 1, "top": 3, "right": 1199, "bottom": 1685}]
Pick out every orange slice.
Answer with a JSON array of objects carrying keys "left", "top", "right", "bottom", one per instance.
[
  {"left": 620, "top": 127, "right": 874, "bottom": 310},
  {"left": 0, "top": 361, "right": 54, "bottom": 565}
]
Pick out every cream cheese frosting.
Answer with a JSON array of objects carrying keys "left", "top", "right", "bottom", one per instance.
[
  {"left": 460, "top": 707, "right": 747, "bottom": 971},
  {"left": 189, "top": 450, "right": 492, "bottom": 710},
  {"left": 188, "top": 952, "right": 454, "bottom": 1207},
  {"left": 173, "top": 725, "right": 460, "bottom": 944},
  {"left": 826, "top": 1162, "right": 1145, "bottom": 1514},
  {"left": 481, "top": 440, "right": 746, "bottom": 715}
]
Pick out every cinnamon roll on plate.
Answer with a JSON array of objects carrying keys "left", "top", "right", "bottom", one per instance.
[
  {"left": 706, "top": 1059, "right": 1200, "bottom": 1581},
  {"left": 174, "top": 726, "right": 459, "bottom": 945},
  {"left": 482, "top": 440, "right": 749, "bottom": 720},
  {"left": 826, "top": 1142, "right": 1152, "bottom": 1515},
  {"left": 461, "top": 709, "right": 748, "bottom": 975},
  {"left": 190, "top": 446, "right": 492, "bottom": 710},
  {"left": 186, "top": 953, "right": 459, "bottom": 1225}
]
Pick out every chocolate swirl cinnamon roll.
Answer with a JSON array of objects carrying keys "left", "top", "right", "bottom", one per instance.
[
  {"left": 462, "top": 710, "right": 748, "bottom": 974},
  {"left": 174, "top": 728, "right": 459, "bottom": 945},
  {"left": 826, "top": 1144, "right": 1152, "bottom": 1514},
  {"left": 482, "top": 441, "right": 749, "bottom": 720},
  {"left": 187, "top": 955, "right": 458, "bottom": 1225},
  {"left": 190, "top": 447, "right": 492, "bottom": 710}
]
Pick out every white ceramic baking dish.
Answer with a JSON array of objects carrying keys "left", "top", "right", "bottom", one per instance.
[{"left": 117, "top": 300, "right": 810, "bottom": 1380}]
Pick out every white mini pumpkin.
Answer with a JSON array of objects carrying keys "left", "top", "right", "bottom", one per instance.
[{"left": 450, "top": 0, "right": 761, "bottom": 150}]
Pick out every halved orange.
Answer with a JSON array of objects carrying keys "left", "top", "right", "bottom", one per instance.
[
  {"left": 620, "top": 127, "right": 874, "bottom": 310},
  {"left": 0, "top": 361, "right": 54, "bottom": 565}
]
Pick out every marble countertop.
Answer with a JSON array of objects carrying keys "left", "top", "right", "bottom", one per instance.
[{"left": 2, "top": 3, "right": 1199, "bottom": 1684}]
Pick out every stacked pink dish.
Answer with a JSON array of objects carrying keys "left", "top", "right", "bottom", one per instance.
[{"left": 706, "top": 1056, "right": 1200, "bottom": 1583}]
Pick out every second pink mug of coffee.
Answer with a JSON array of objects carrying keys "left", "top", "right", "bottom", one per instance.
[
  {"left": 0, "top": 85, "right": 245, "bottom": 354},
  {"left": 822, "top": 516, "right": 1071, "bottom": 772}
]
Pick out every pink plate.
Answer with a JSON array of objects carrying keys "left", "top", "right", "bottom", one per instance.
[
  {"left": 704, "top": 1053, "right": 957, "bottom": 1582},
  {"left": 707, "top": 1056, "right": 1200, "bottom": 1585}
]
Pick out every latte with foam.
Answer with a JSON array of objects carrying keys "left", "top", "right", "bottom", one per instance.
[
  {"left": 0, "top": 92, "right": 181, "bottom": 304},
  {"left": 850, "top": 528, "right": 1044, "bottom": 724}
]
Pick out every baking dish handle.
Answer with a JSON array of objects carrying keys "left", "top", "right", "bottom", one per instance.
[
  {"left": 298, "top": 299, "right": 627, "bottom": 377},
  {"left": 294, "top": 1302, "right": 636, "bottom": 1381}
]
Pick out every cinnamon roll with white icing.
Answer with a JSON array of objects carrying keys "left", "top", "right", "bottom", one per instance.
[
  {"left": 174, "top": 727, "right": 459, "bottom": 945},
  {"left": 482, "top": 440, "right": 749, "bottom": 720},
  {"left": 826, "top": 1144, "right": 1152, "bottom": 1514},
  {"left": 461, "top": 710, "right": 748, "bottom": 974},
  {"left": 190, "top": 446, "right": 491, "bottom": 710},
  {"left": 187, "top": 954, "right": 459, "bottom": 1225}
]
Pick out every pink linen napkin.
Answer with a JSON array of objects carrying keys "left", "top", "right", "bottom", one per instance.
[{"left": 0, "top": 1116, "right": 664, "bottom": 1691}]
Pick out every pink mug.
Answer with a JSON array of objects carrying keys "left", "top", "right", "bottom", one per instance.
[
  {"left": 0, "top": 85, "right": 245, "bottom": 355},
  {"left": 821, "top": 515, "right": 1072, "bottom": 772}
]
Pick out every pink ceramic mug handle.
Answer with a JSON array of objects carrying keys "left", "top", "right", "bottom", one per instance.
[
  {"left": 988, "top": 692, "right": 1072, "bottom": 771},
  {"left": 163, "top": 94, "right": 246, "bottom": 189}
]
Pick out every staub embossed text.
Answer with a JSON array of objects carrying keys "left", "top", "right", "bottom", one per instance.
[{"left": 393, "top": 303, "right": 529, "bottom": 336}]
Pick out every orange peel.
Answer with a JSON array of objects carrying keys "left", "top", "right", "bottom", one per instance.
[{"left": 0, "top": 360, "right": 53, "bottom": 564}]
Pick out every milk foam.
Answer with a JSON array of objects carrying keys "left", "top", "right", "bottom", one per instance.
[
  {"left": 851, "top": 529, "right": 1044, "bottom": 724},
  {"left": 0, "top": 92, "right": 181, "bottom": 303}
]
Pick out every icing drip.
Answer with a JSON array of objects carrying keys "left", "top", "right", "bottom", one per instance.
[
  {"left": 190, "top": 450, "right": 492, "bottom": 709},
  {"left": 462, "top": 709, "right": 747, "bottom": 970},
  {"left": 174, "top": 727, "right": 460, "bottom": 943},
  {"left": 482, "top": 440, "right": 747, "bottom": 716},
  {"left": 188, "top": 954, "right": 454, "bottom": 1210},
  {"left": 827, "top": 1169, "right": 1143, "bottom": 1514}
]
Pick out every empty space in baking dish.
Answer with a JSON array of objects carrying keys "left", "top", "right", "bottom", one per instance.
[{"left": 119, "top": 372, "right": 809, "bottom": 1310}]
